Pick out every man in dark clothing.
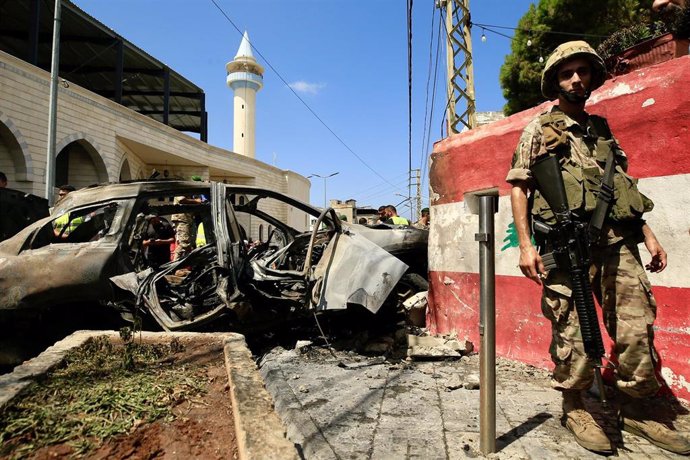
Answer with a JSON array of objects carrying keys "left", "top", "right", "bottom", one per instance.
[{"left": 143, "top": 216, "right": 175, "bottom": 268}]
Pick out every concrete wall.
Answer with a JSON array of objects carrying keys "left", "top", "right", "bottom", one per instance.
[
  {"left": 0, "top": 50, "right": 309, "bottom": 240},
  {"left": 428, "top": 56, "right": 690, "bottom": 399}
]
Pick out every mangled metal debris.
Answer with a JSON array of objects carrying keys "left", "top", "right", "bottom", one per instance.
[{"left": 402, "top": 290, "right": 427, "bottom": 327}]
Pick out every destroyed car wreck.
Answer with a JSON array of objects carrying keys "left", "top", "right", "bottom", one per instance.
[{"left": 0, "top": 181, "right": 428, "bottom": 348}]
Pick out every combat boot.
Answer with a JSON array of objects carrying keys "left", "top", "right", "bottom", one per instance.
[
  {"left": 562, "top": 390, "right": 612, "bottom": 454},
  {"left": 620, "top": 398, "right": 690, "bottom": 455}
]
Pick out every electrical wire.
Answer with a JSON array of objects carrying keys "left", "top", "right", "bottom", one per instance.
[
  {"left": 420, "top": 6, "right": 443, "bottom": 204},
  {"left": 354, "top": 178, "right": 411, "bottom": 203},
  {"left": 209, "top": 0, "right": 395, "bottom": 187},
  {"left": 418, "top": 3, "right": 436, "bottom": 180},
  {"left": 350, "top": 171, "right": 410, "bottom": 198},
  {"left": 471, "top": 21, "right": 610, "bottom": 39},
  {"left": 407, "top": 0, "right": 414, "bottom": 215}
]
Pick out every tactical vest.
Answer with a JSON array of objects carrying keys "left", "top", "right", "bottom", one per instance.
[{"left": 531, "top": 112, "right": 653, "bottom": 224}]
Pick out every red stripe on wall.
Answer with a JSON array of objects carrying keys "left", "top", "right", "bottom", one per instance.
[
  {"left": 428, "top": 270, "right": 690, "bottom": 400},
  {"left": 429, "top": 56, "right": 690, "bottom": 206}
]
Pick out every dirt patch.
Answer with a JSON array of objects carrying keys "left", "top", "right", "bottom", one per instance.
[{"left": 0, "top": 335, "right": 238, "bottom": 460}]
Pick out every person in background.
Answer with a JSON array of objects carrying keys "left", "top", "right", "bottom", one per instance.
[
  {"left": 0, "top": 172, "right": 7, "bottom": 188},
  {"left": 143, "top": 215, "right": 175, "bottom": 268},
  {"left": 376, "top": 205, "right": 388, "bottom": 224},
  {"left": 172, "top": 176, "right": 205, "bottom": 260},
  {"left": 385, "top": 205, "right": 409, "bottom": 226},
  {"left": 52, "top": 185, "right": 79, "bottom": 236},
  {"left": 653, "top": 0, "right": 690, "bottom": 35},
  {"left": 414, "top": 208, "right": 430, "bottom": 230}
]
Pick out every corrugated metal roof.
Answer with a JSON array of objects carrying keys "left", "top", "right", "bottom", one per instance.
[{"left": 0, "top": 0, "right": 207, "bottom": 138}]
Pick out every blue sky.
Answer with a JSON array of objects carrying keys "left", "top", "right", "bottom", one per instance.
[{"left": 74, "top": 0, "right": 536, "bottom": 218}]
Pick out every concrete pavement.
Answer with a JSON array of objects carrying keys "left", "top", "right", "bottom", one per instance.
[{"left": 258, "top": 346, "right": 690, "bottom": 459}]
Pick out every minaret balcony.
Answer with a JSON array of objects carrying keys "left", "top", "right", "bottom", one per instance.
[{"left": 226, "top": 71, "right": 264, "bottom": 91}]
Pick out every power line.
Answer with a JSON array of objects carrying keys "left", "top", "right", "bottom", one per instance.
[
  {"left": 420, "top": 5, "right": 443, "bottom": 203},
  {"left": 418, "top": 2, "right": 436, "bottom": 176},
  {"left": 355, "top": 178, "right": 411, "bottom": 203},
  {"left": 350, "top": 171, "right": 410, "bottom": 198},
  {"left": 407, "top": 0, "right": 414, "bottom": 212},
  {"left": 209, "top": 0, "right": 395, "bottom": 187},
  {"left": 471, "top": 21, "right": 609, "bottom": 39}
]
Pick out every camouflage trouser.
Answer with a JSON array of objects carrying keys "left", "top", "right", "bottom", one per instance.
[
  {"left": 542, "top": 239, "right": 660, "bottom": 398},
  {"left": 173, "top": 217, "right": 196, "bottom": 260}
]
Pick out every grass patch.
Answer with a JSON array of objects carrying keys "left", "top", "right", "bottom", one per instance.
[{"left": 0, "top": 334, "right": 207, "bottom": 458}]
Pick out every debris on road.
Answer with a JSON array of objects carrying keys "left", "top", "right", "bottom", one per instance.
[{"left": 407, "top": 334, "right": 474, "bottom": 359}]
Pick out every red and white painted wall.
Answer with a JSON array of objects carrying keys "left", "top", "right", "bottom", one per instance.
[{"left": 428, "top": 55, "right": 690, "bottom": 399}]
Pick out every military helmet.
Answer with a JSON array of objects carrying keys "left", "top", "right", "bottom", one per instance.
[{"left": 541, "top": 40, "right": 606, "bottom": 100}]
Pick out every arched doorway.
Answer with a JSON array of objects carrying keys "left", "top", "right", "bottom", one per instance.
[
  {"left": 0, "top": 119, "right": 30, "bottom": 193},
  {"left": 55, "top": 139, "right": 108, "bottom": 188},
  {"left": 119, "top": 159, "right": 132, "bottom": 181}
]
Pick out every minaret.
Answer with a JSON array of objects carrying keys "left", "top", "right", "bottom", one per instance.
[{"left": 226, "top": 31, "right": 264, "bottom": 159}]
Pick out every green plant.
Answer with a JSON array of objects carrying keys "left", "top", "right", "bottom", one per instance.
[
  {"left": 0, "top": 336, "right": 208, "bottom": 458},
  {"left": 596, "top": 20, "right": 669, "bottom": 61}
]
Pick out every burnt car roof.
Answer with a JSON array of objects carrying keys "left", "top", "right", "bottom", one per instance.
[
  {"left": 51, "top": 181, "right": 330, "bottom": 222},
  {"left": 51, "top": 180, "right": 209, "bottom": 213}
]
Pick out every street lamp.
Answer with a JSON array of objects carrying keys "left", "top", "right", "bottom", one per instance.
[{"left": 307, "top": 172, "right": 339, "bottom": 210}]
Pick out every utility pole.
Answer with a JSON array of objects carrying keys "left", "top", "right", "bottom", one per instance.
[
  {"left": 408, "top": 168, "right": 422, "bottom": 221},
  {"left": 437, "top": 0, "right": 476, "bottom": 134},
  {"left": 45, "top": 0, "right": 62, "bottom": 205},
  {"left": 415, "top": 168, "right": 422, "bottom": 220}
]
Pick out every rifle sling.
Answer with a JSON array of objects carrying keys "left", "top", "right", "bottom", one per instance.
[{"left": 587, "top": 149, "right": 616, "bottom": 243}]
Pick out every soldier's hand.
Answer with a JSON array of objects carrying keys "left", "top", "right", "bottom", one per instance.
[
  {"left": 645, "top": 238, "right": 667, "bottom": 273},
  {"left": 519, "top": 245, "right": 546, "bottom": 285}
]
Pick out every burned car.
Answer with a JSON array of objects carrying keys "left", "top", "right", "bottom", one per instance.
[{"left": 0, "top": 181, "right": 427, "bottom": 341}]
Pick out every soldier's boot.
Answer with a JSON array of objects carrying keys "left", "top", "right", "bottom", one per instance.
[
  {"left": 562, "top": 390, "right": 612, "bottom": 454},
  {"left": 620, "top": 398, "right": 690, "bottom": 455}
]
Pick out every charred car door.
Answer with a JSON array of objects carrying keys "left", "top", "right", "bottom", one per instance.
[
  {"left": 307, "top": 209, "right": 409, "bottom": 314},
  {"left": 233, "top": 189, "right": 409, "bottom": 315},
  {"left": 0, "top": 201, "right": 124, "bottom": 312},
  {"left": 135, "top": 183, "right": 242, "bottom": 331}
]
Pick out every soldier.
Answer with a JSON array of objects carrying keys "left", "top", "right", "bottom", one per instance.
[
  {"left": 414, "top": 207, "right": 430, "bottom": 230},
  {"left": 506, "top": 41, "right": 690, "bottom": 454},
  {"left": 172, "top": 176, "right": 205, "bottom": 261}
]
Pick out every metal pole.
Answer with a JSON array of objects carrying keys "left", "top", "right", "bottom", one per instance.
[
  {"left": 476, "top": 195, "right": 496, "bottom": 454},
  {"left": 45, "top": 0, "right": 61, "bottom": 205}
]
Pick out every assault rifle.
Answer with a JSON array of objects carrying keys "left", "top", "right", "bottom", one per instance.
[{"left": 530, "top": 154, "right": 610, "bottom": 407}]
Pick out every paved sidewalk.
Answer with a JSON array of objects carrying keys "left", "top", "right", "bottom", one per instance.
[{"left": 259, "top": 347, "right": 690, "bottom": 459}]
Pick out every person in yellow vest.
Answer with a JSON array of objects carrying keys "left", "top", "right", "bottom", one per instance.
[
  {"left": 52, "top": 185, "right": 82, "bottom": 237},
  {"left": 384, "top": 205, "right": 409, "bottom": 226},
  {"left": 195, "top": 222, "right": 206, "bottom": 247}
]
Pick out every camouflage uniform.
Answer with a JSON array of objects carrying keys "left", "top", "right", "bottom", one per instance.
[
  {"left": 507, "top": 107, "right": 661, "bottom": 399},
  {"left": 172, "top": 196, "right": 196, "bottom": 260}
]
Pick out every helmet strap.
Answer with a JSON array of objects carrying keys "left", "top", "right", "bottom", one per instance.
[{"left": 559, "top": 88, "right": 590, "bottom": 104}]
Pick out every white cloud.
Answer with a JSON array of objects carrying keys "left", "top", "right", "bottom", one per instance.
[{"left": 289, "top": 81, "right": 326, "bottom": 95}]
